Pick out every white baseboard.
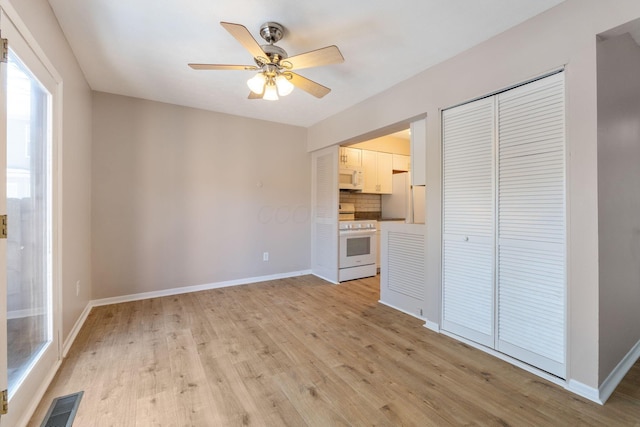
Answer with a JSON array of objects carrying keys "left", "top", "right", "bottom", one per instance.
[
  {"left": 567, "top": 379, "right": 602, "bottom": 404},
  {"left": 598, "top": 338, "right": 640, "bottom": 404},
  {"left": 311, "top": 273, "right": 339, "bottom": 285},
  {"left": 378, "top": 300, "right": 425, "bottom": 321},
  {"left": 91, "top": 270, "right": 312, "bottom": 307},
  {"left": 15, "top": 359, "right": 62, "bottom": 427},
  {"left": 62, "top": 302, "right": 93, "bottom": 357},
  {"left": 424, "top": 320, "right": 440, "bottom": 333}
]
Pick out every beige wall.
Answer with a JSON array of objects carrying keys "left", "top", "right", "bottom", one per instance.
[
  {"left": 308, "top": 0, "right": 640, "bottom": 388},
  {"left": 9, "top": 0, "right": 93, "bottom": 341},
  {"left": 91, "top": 92, "right": 310, "bottom": 299},
  {"left": 597, "top": 31, "right": 640, "bottom": 381}
]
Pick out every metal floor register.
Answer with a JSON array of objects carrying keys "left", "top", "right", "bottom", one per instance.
[{"left": 40, "top": 391, "right": 83, "bottom": 427}]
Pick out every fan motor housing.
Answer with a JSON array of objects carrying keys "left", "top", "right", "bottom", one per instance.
[
  {"left": 261, "top": 44, "right": 287, "bottom": 61},
  {"left": 259, "top": 22, "right": 285, "bottom": 44}
]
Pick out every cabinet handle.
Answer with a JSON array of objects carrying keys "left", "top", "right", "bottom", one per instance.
[{"left": 464, "top": 236, "right": 469, "bottom": 242}]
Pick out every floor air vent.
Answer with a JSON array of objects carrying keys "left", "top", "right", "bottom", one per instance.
[{"left": 40, "top": 391, "right": 83, "bottom": 427}]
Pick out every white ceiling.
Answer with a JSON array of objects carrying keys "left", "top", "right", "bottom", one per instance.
[{"left": 47, "top": 0, "right": 565, "bottom": 127}]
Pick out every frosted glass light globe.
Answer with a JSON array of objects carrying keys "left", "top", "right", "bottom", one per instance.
[
  {"left": 276, "top": 74, "right": 294, "bottom": 96},
  {"left": 263, "top": 83, "right": 279, "bottom": 101},
  {"left": 247, "top": 73, "right": 266, "bottom": 94}
]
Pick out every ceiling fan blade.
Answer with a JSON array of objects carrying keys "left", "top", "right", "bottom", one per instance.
[
  {"left": 281, "top": 45, "right": 344, "bottom": 70},
  {"left": 248, "top": 91, "right": 263, "bottom": 99},
  {"left": 289, "top": 72, "right": 331, "bottom": 98},
  {"left": 189, "top": 64, "right": 258, "bottom": 71},
  {"left": 220, "top": 22, "right": 267, "bottom": 61}
]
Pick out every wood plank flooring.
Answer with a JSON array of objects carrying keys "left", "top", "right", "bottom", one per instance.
[{"left": 27, "top": 275, "right": 640, "bottom": 426}]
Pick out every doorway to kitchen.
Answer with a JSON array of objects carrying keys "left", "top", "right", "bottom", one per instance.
[{"left": 311, "top": 118, "right": 426, "bottom": 284}]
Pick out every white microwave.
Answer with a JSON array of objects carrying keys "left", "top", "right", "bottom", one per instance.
[{"left": 339, "top": 167, "right": 363, "bottom": 191}]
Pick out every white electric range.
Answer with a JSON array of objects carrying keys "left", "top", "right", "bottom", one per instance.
[{"left": 338, "top": 203, "right": 377, "bottom": 282}]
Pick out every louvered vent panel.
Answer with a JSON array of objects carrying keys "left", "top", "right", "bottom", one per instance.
[
  {"left": 496, "top": 72, "right": 566, "bottom": 377},
  {"left": 388, "top": 232, "right": 425, "bottom": 299}
]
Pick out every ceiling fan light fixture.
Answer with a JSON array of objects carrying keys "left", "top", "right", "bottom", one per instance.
[
  {"left": 247, "top": 73, "right": 266, "bottom": 94},
  {"left": 263, "top": 81, "right": 279, "bottom": 101},
  {"left": 275, "top": 74, "right": 294, "bottom": 96},
  {"left": 192, "top": 21, "right": 343, "bottom": 100}
]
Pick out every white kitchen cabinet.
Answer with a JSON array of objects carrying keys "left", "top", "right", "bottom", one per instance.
[
  {"left": 362, "top": 150, "right": 377, "bottom": 193},
  {"left": 339, "top": 146, "right": 361, "bottom": 169},
  {"left": 392, "top": 154, "right": 410, "bottom": 172},
  {"left": 378, "top": 153, "right": 393, "bottom": 192},
  {"left": 362, "top": 150, "right": 392, "bottom": 194},
  {"left": 410, "top": 119, "right": 426, "bottom": 186}
]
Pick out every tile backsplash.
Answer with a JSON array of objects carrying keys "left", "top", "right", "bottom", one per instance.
[{"left": 340, "top": 192, "right": 381, "bottom": 213}]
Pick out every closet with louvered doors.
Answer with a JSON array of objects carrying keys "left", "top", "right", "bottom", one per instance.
[{"left": 442, "top": 72, "right": 566, "bottom": 378}]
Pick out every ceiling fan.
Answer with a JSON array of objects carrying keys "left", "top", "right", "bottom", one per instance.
[{"left": 189, "top": 21, "right": 344, "bottom": 100}]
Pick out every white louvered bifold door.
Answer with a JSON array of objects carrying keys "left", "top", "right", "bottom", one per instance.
[
  {"left": 496, "top": 73, "right": 566, "bottom": 378},
  {"left": 442, "top": 98, "right": 495, "bottom": 347}
]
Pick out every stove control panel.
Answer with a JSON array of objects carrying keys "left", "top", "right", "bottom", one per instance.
[{"left": 339, "top": 220, "right": 377, "bottom": 231}]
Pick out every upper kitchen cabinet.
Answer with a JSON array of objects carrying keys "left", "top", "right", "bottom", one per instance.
[
  {"left": 410, "top": 119, "right": 426, "bottom": 186},
  {"left": 339, "top": 146, "right": 361, "bottom": 169},
  {"left": 362, "top": 150, "right": 392, "bottom": 194},
  {"left": 392, "top": 154, "right": 410, "bottom": 172}
]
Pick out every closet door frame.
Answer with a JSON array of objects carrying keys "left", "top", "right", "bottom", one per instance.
[{"left": 441, "top": 71, "right": 567, "bottom": 378}]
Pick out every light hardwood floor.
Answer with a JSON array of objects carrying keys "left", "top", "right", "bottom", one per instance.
[{"left": 28, "top": 275, "right": 640, "bottom": 426}]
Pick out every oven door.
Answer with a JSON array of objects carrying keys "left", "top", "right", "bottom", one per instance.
[{"left": 339, "top": 230, "right": 376, "bottom": 268}]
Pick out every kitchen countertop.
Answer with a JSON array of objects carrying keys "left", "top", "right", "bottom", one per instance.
[{"left": 353, "top": 211, "right": 407, "bottom": 221}]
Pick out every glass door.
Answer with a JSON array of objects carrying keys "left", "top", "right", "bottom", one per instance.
[
  {"left": 6, "top": 42, "right": 53, "bottom": 398},
  {"left": 1, "top": 7, "right": 59, "bottom": 426}
]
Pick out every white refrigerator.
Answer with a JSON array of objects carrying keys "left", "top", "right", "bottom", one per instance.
[{"left": 381, "top": 172, "right": 425, "bottom": 224}]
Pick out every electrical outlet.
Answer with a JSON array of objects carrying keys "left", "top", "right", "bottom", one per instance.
[
  {"left": 76, "top": 280, "right": 80, "bottom": 296},
  {"left": 263, "top": 252, "right": 269, "bottom": 261}
]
